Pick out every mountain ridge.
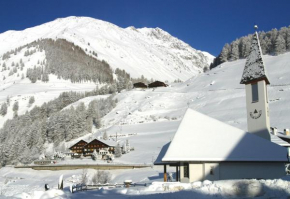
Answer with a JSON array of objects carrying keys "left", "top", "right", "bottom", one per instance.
[{"left": 0, "top": 16, "right": 214, "bottom": 82}]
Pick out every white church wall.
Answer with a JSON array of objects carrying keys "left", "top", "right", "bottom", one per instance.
[
  {"left": 204, "top": 163, "right": 220, "bottom": 181},
  {"left": 188, "top": 163, "right": 203, "bottom": 182},
  {"left": 245, "top": 80, "right": 270, "bottom": 140},
  {"left": 182, "top": 162, "right": 284, "bottom": 182},
  {"left": 219, "top": 162, "right": 285, "bottom": 180}
]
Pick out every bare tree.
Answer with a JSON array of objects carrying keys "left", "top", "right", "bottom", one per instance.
[
  {"left": 92, "top": 170, "right": 111, "bottom": 184},
  {"left": 80, "top": 169, "right": 88, "bottom": 184}
]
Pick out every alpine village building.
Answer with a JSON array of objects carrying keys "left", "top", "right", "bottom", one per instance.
[
  {"left": 69, "top": 138, "right": 116, "bottom": 158},
  {"left": 69, "top": 140, "right": 88, "bottom": 154},
  {"left": 155, "top": 27, "right": 289, "bottom": 182}
]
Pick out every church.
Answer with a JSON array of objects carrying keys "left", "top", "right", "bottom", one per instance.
[{"left": 155, "top": 27, "right": 289, "bottom": 182}]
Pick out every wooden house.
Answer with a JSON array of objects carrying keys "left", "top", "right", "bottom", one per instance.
[
  {"left": 69, "top": 140, "right": 88, "bottom": 154},
  {"left": 83, "top": 139, "right": 116, "bottom": 156},
  {"left": 148, "top": 81, "right": 167, "bottom": 88},
  {"left": 133, "top": 82, "right": 147, "bottom": 88}
]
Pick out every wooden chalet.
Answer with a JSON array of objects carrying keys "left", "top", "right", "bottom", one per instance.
[
  {"left": 83, "top": 139, "right": 116, "bottom": 156},
  {"left": 69, "top": 140, "right": 88, "bottom": 154},
  {"left": 133, "top": 82, "right": 147, "bottom": 88},
  {"left": 148, "top": 81, "right": 167, "bottom": 88}
]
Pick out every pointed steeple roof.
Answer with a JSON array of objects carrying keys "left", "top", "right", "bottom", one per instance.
[{"left": 240, "top": 31, "right": 270, "bottom": 84}]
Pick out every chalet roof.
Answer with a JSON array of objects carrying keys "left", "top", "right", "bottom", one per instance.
[
  {"left": 69, "top": 139, "right": 88, "bottom": 149},
  {"left": 240, "top": 31, "right": 270, "bottom": 85},
  {"left": 84, "top": 138, "right": 117, "bottom": 147},
  {"left": 148, "top": 81, "right": 165, "bottom": 85},
  {"left": 162, "top": 109, "right": 287, "bottom": 162},
  {"left": 133, "top": 82, "right": 147, "bottom": 85}
]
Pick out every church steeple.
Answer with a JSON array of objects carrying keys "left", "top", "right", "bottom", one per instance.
[
  {"left": 241, "top": 26, "right": 271, "bottom": 140},
  {"left": 240, "top": 27, "right": 270, "bottom": 85}
]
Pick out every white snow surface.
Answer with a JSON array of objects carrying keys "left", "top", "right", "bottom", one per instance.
[
  {"left": 1, "top": 41, "right": 290, "bottom": 198},
  {"left": 1, "top": 166, "right": 290, "bottom": 198},
  {"left": 100, "top": 52, "right": 290, "bottom": 133},
  {"left": 162, "top": 108, "right": 287, "bottom": 162},
  {"left": 0, "top": 16, "right": 214, "bottom": 82}
]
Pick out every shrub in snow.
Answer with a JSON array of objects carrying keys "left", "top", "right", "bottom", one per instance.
[
  {"left": 203, "top": 180, "right": 212, "bottom": 186},
  {"left": 150, "top": 115, "right": 157, "bottom": 121},
  {"left": 92, "top": 170, "right": 112, "bottom": 185},
  {"left": 191, "top": 181, "right": 202, "bottom": 188},
  {"left": 231, "top": 180, "right": 264, "bottom": 197}
]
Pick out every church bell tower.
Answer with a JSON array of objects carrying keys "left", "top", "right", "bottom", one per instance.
[{"left": 240, "top": 26, "right": 271, "bottom": 140}]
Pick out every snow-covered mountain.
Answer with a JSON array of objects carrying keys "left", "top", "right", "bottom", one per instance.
[
  {"left": 2, "top": 16, "right": 289, "bottom": 170},
  {"left": 0, "top": 16, "right": 214, "bottom": 82},
  {"left": 101, "top": 52, "right": 290, "bottom": 133}
]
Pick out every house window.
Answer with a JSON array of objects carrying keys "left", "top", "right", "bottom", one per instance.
[
  {"left": 251, "top": 83, "right": 259, "bottom": 102},
  {"left": 210, "top": 166, "right": 214, "bottom": 175},
  {"left": 184, "top": 163, "right": 189, "bottom": 178}
]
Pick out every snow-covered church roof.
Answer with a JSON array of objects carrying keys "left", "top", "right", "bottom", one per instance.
[
  {"left": 240, "top": 31, "right": 270, "bottom": 84},
  {"left": 162, "top": 109, "right": 287, "bottom": 162}
]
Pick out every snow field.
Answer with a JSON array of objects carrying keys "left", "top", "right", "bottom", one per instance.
[
  {"left": 1, "top": 165, "right": 289, "bottom": 199},
  {"left": 102, "top": 52, "right": 290, "bottom": 132}
]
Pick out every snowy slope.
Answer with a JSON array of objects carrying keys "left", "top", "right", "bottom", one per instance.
[
  {"left": 0, "top": 45, "right": 97, "bottom": 127},
  {"left": 51, "top": 52, "right": 290, "bottom": 165},
  {"left": 101, "top": 52, "right": 290, "bottom": 135},
  {"left": 0, "top": 16, "right": 214, "bottom": 82},
  {"left": 1, "top": 52, "right": 290, "bottom": 199}
]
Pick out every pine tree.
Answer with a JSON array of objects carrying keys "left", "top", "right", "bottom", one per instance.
[
  {"left": 275, "top": 34, "right": 286, "bottom": 55},
  {"left": 229, "top": 40, "right": 239, "bottom": 61},
  {"left": 115, "top": 143, "right": 122, "bottom": 157},
  {"left": 286, "top": 27, "right": 290, "bottom": 51},
  {"left": 13, "top": 101, "right": 19, "bottom": 112},
  {"left": 0, "top": 103, "right": 8, "bottom": 116},
  {"left": 219, "top": 43, "right": 230, "bottom": 62},
  {"left": 269, "top": 28, "right": 278, "bottom": 54},
  {"left": 29, "top": 96, "right": 35, "bottom": 106},
  {"left": 240, "top": 36, "right": 251, "bottom": 58}
]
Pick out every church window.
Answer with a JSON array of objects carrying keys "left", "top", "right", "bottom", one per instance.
[
  {"left": 184, "top": 163, "right": 189, "bottom": 178},
  {"left": 252, "top": 83, "right": 259, "bottom": 102}
]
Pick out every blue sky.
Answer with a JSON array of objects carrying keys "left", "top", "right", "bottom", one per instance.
[{"left": 0, "top": 0, "right": 289, "bottom": 56}]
